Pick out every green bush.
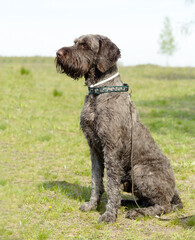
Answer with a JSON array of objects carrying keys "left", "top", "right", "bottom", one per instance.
[{"left": 20, "top": 66, "right": 30, "bottom": 75}]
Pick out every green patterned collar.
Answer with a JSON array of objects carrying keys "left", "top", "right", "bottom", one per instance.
[{"left": 88, "top": 83, "right": 129, "bottom": 95}]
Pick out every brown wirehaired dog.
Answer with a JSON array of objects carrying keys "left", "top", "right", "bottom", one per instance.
[{"left": 56, "top": 34, "right": 182, "bottom": 223}]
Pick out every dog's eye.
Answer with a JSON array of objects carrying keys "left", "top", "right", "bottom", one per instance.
[{"left": 80, "top": 43, "right": 88, "bottom": 49}]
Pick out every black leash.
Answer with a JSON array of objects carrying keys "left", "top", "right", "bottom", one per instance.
[
  {"left": 128, "top": 93, "right": 194, "bottom": 221},
  {"left": 129, "top": 95, "right": 145, "bottom": 216},
  {"left": 88, "top": 83, "right": 193, "bottom": 221}
]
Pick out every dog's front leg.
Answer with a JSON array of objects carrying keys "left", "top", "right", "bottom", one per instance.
[
  {"left": 80, "top": 149, "right": 104, "bottom": 212},
  {"left": 98, "top": 154, "right": 121, "bottom": 223}
]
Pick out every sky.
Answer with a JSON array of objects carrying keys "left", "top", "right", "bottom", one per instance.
[{"left": 0, "top": 0, "right": 195, "bottom": 66}]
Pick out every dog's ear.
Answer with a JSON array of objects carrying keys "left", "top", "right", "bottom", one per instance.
[{"left": 96, "top": 37, "right": 121, "bottom": 73}]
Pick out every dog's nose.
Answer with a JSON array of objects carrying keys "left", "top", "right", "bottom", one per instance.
[{"left": 56, "top": 50, "right": 63, "bottom": 57}]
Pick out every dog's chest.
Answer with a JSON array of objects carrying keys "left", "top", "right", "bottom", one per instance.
[
  {"left": 81, "top": 96, "right": 95, "bottom": 124},
  {"left": 80, "top": 96, "right": 101, "bottom": 147}
]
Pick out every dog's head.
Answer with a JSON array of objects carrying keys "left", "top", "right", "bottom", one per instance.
[{"left": 56, "top": 34, "right": 121, "bottom": 79}]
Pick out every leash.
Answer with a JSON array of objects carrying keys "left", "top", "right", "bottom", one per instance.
[
  {"left": 90, "top": 72, "right": 119, "bottom": 87},
  {"left": 88, "top": 75, "right": 191, "bottom": 221},
  {"left": 129, "top": 94, "right": 145, "bottom": 216},
  {"left": 88, "top": 72, "right": 129, "bottom": 95},
  {"left": 128, "top": 93, "right": 194, "bottom": 221}
]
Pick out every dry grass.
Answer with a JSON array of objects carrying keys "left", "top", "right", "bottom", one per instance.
[{"left": 0, "top": 57, "right": 194, "bottom": 239}]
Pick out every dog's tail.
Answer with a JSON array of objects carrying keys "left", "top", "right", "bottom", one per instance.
[{"left": 171, "top": 188, "right": 183, "bottom": 210}]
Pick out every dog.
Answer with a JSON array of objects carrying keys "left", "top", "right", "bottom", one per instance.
[{"left": 56, "top": 34, "right": 183, "bottom": 223}]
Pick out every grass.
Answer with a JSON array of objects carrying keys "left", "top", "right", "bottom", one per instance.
[{"left": 0, "top": 57, "right": 194, "bottom": 239}]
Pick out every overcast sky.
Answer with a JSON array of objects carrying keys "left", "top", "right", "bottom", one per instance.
[{"left": 0, "top": 0, "right": 194, "bottom": 66}]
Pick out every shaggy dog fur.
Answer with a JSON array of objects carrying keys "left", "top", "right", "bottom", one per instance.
[{"left": 56, "top": 34, "right": 183, "bottom": 223}]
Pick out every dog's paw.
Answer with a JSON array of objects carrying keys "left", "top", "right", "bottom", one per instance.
[
  {"left": 125, "top": 209, "right": 142, "bottom": 219},
  {"left": 79, "top": 202, "right": 96, "bottom": 212},
  {"left": 98, "top": 211, "right": 116, "bottom": 223}
]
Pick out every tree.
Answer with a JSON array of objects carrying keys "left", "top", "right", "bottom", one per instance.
[
  {"left": 158, "top": 17, "right": 177, "bottom": 65},
  {"left": 186, "top": 0, "right": 194, "bottom": 3},
  {"left": 181, "top": 0, "right": 195, "bottom": 35}
]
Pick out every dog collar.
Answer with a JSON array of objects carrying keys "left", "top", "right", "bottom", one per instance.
[
  {"left": 88, "top": 83, "right": 129, "bottom": 95},
  {"left": 90, "top": 72, "right": 119, "bottom": 88}
]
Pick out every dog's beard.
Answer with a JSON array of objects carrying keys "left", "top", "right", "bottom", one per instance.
[{"left": 55, "top": 56, "right": 89, "bottom": 80}]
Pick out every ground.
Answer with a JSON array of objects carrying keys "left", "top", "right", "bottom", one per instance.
[{"left": 0, "top": 57, "right": 194, "bottom": 239}]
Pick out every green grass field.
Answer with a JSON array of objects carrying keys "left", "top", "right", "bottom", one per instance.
[{"left": 0, "top": 57, "right": 195, "bottom": 240}]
